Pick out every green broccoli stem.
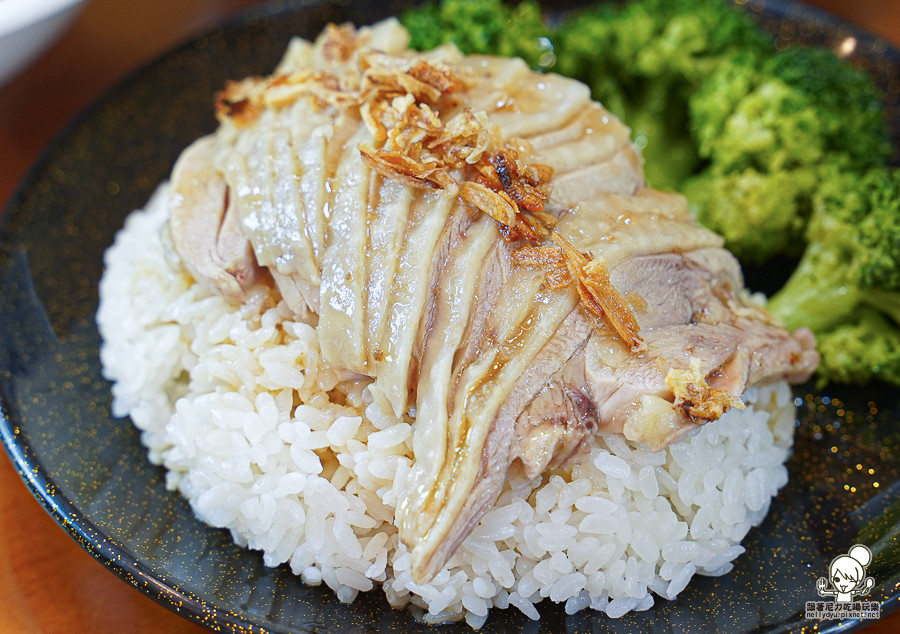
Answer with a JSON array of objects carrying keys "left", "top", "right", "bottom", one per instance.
[
  {"left": 768, "top": 204, "right": 900, "bottom": 335},
  {"left": 865, "top": 290, "right": 900, "bottom": 325},
  {"left": 767, "top": 239, "right": 862, "bottom": 333}
]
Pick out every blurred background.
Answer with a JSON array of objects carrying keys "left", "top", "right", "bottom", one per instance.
[{"left": 0, "top": 0, "right": 899, "bottom": 632}]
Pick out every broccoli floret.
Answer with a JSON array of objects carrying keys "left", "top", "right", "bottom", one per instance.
[
  {"left": 816, "top": 310, "right": 900, "bottom": 388},
  {"left": 553, "top": 0, "right": 770, "bottom": 191},
  {"left": 548, "top": 3, "right": 619, "bottom": 82},
  {"left": 687, "top": 47, "right": 891, "bottom": 262},
  {"left": 768, "top": 47, "right": 892, "bottom": 168},
  {"left": 555, "top": 0, "right": 769, "bottom": 85},
  {"left": 681, "top": 166, "right": 818, "bottom": 263},
  {"left": 622, "top": 82, "right": 700, "bottom": 191},
  {"left": 620, "top": 0, "right": 772, "bottom": 86},
  {"left": 401, "top": 1, "right": 443, "bottom": 52},
  {"left": 402, "top": 0, "right": 549, "bottom": 68},
  {"left": 692, "top": 47, "right": 890, "bottom": 173},
  {"left": 768, "top": 167, "right": 900, "bottom": 386}
]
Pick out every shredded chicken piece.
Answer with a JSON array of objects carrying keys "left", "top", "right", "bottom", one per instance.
[{"left": 665, "top": 357, "right": 745, "bottom": 421}]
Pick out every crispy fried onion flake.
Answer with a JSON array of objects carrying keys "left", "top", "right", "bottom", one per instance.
[
  {"left": 665, "top": 357, "right": 745, "bottom": 421},
  {"left": 362, "top": 100, "right": 555, "bottom": 244},
  {"left": 512, "top": 235, "right": 645, "bottom": 351},
  {"left": 518, "top": 233, "right": 645, "bottom": 352},
  {"left": 215, "top": 25, "right": 469, "bottom": 127}
]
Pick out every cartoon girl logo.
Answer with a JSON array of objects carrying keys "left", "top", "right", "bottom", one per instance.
[{"left": 817, "top": 544, "right": 876, "bottom": 604}]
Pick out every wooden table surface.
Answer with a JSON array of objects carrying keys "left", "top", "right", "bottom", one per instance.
[{"left": 2, "top": 1, "right": 900, "bottom": 632}]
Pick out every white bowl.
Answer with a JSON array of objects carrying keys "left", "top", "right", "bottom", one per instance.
[{"left": 0, "top": 0, "right": 86, "bottom": 88}]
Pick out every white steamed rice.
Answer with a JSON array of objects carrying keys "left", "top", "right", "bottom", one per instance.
[{"left": 97, "top": 185, "right": 797, "bottom": 627}]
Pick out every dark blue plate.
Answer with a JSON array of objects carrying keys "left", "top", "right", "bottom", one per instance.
[{"left": 2, "top": 1, "right": 900, "bottom": 632}]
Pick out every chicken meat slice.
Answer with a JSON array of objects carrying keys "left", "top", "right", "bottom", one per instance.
[{"left": 167, "top": 136, "right": 264, "bottom": 298}]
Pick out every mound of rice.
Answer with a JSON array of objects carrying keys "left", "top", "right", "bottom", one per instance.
[{"left": 97, "top": 185, "right": 797, "bottom": 627}]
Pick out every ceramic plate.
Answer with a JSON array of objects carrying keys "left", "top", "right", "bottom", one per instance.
[{"left": 2, "top": 1, "right": 900, "bottom": 632}]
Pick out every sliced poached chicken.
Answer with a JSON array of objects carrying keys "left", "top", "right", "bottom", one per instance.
[{"left": 164, "top": 20, "right": 818, "bottom": 583}]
